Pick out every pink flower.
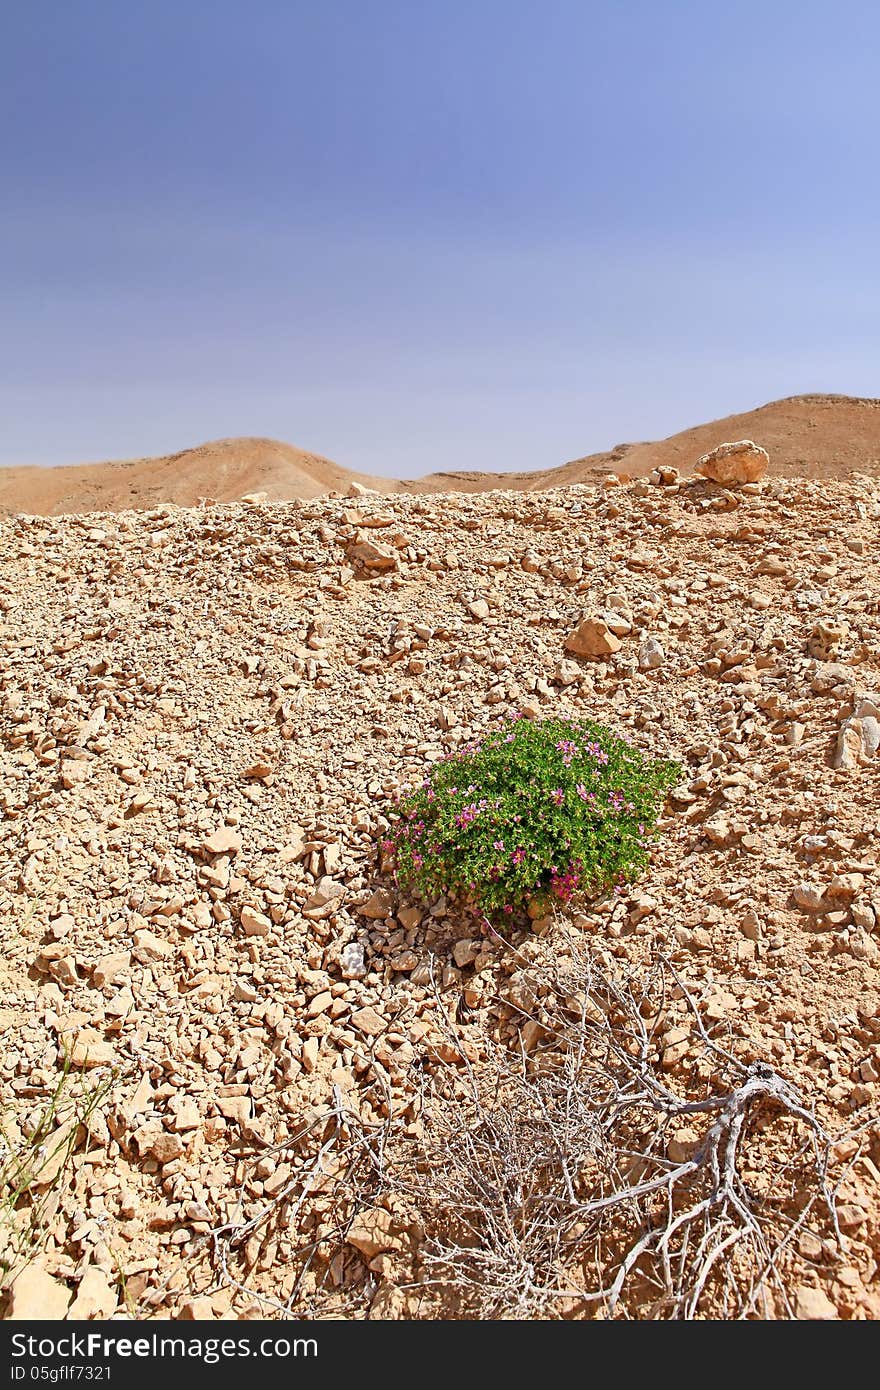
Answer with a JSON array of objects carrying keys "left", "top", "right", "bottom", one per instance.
[
  {"left": 583, "top": 740, "right": 609, "bottom": 766},
  {"left": 550, "top": 859, "right": 582, "bottom": 904},
  {"left": 550, "top": 788, "right": 564, "bottom": 806},
  {"left": 555, "top": 739, "right": 578, "bottom": 766}
]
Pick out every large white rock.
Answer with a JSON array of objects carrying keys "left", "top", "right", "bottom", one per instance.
[
  {"left": 638, "top": 636, "right": 666, "bottom": 670},
  {"left": 694, "top": 439, "right": 769, "bottom": 486},
  {"left": 833, "top": 695, "right": 880, "bottom": 769},
  {"left": 339, "top": 941, "right": 367, "bottom": 979}
]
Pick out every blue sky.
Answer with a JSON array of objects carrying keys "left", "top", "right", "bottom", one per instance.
[{"left": 2, "top": 1, "right": 879, "bottom": 476}]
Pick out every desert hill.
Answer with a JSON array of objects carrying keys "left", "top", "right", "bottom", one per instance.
[
  {"left": 0, "top": 436, "right": 390, "bottom": 517},
  {"left": 3, "top": 394, "right": 880, "bottom": 516},
  {"left": 558, "top": 392, "right": 880, "bottom": 486},
  {"left": 413, "top": 393, "right": 880, "bottom": 493}
]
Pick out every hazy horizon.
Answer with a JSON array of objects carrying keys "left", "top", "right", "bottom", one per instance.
[{"left": 3, "top": 2, "right": 879, "bottom": 478}]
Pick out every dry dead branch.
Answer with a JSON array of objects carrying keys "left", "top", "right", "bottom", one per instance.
[{"left": 395, "top": 934, "right": 855, "bottom": 1319}]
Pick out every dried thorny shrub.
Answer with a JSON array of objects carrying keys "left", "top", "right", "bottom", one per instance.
[{"left": 392, "top": 937, "right": 855, "bottom": 1320}]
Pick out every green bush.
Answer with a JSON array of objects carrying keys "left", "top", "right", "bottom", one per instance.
[{"left": 384, "top": 714, "right": 680, "bottom": 926}]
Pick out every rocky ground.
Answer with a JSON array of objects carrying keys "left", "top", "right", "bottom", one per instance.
[{"left": 1, "top": 463, "right": 879, "bottom": 1320}]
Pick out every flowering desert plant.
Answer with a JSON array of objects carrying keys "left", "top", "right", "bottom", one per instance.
[{"left": 384, "top": 714, "right": 680, "bottom": 926}]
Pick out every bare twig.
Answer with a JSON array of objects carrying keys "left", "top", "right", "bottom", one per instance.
[{"left": 395, "top": 934, "right": 851, "bottom": 1319}]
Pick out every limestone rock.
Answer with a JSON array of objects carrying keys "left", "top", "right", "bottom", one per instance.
[
  {"left": 794, "top": 1285, "right": 838, "bottom": 1320},
  {"left": 340, "top": 941, "right": 367, "bottom": 978},
  {"left": 452, "top": 938, "right": 479, "bottom": 968},
  {"left": 603, "top": 609, "right": 633, "bottom": 637},
  {"left": 7, "top": 1265, "right": 72, "bottom": 1320},
  {"left": 350, "top": 1005, "right": 387, "bottom": 1037},
  {"left": 503, "top": 970, "right": 537, "bottom": 1013},
  {"left": 564, "top": 616, "right": 621, "bottom": 658},
  {"left": 240, "top": 906, "right": 272, "bottom": 936},
  {"left": 148, "top": 1131, "right": 185, "bottom": 1164},
  {"left": 694, "top": 439, "right": 769, "bottom": 486},
  {"left": 649, "top": 465, "right": 680, "bottom": 486},
  {"left": 243, "top": 760, "right": 274, "bottom": 780},
  {"left": 638, "top": 636, "right": 665, "bottom": 670},
  {"left": 467, "top": 598, "right": 490, "bottom": 620},
  {"left": 807, "top": 621, "right": 847, "bottom": 661},
  {"left": 793, "top": 883, "right": 826, "bottom": 912},
  {"left": 856, "top": 692, "right": 880, "bottom": 719},
  {"left": 216, "top": 1094, "right": 252, "bottom": 1123},
  {"left": 168, "top": 1096, "right": 201, "bottom": 1131},
  {"left": 303, "top": 876, "right": 345, "bottom": 912},
  {"left": 68, "top": 1029, "right": 116, "bottom": 1069},
  {"left": 345, "top": 509, "right": 395, "bottom": 528},
  {"left": 369, "top": 1286, "right": 421, "bottom": 1319},
  {"left": 92, "top": 951, "right": 131, "bottom": 987},
  {"left": 359, "top": 888, "right": 395, "bottom": 919},
  {"left": 833, "top": 699, "right": 880, "bottom": 769},
  {"left": 811, "top": 662, "right": 855, "bottom": 695},
  {"left": 346, "top": 538, "right": 398, "bottom": 572},
  {"left": 132, "top": 928, "right": 173, "bottom": 962},
  {"left": 346, "top": 1207, "right": 407, "bottom": 1259},
  {"left": 666, "top": 1128, "right": 700, "bottom": 1163},
  {"left": 202, "top": 826, "right": 242, "bottom": 856},
  {"left": 553, "top": 658, "right": 581, "bottom": 686},
  {"left": 68, "top": 1266, "right": 117, "bottom": 1320},
  {"left": 178, "top": 1296, "right": 217, "bottom": 1319},
  {"left": 388, "top": 946, "right": 419, "bottom": 972}
]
